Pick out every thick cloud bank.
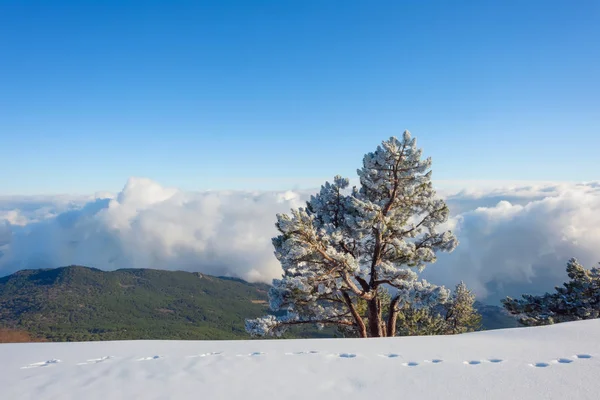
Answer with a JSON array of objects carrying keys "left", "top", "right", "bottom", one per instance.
[
  {"left": 1, "top": 178, "right": 599, "bottom": 303},
  {"left": 427, "top": 182, "right": 600, "bottom": 301},
  {"left": 0, "top": 178, "right": 308, "bottom": 283}
]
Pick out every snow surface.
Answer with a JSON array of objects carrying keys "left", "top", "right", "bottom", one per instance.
[{"left": 2, "top": 320, "right": 600, "bottom": 399}]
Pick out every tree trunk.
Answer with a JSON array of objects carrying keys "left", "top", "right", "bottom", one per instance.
[
  {"left": 367, "top": 298, "right": 383, "bottom": 337},
  {"left": 387, "top": 296, "right": 401, "bottom": 337},
  {"left": 342, "top": 291, "right": 368, "bottom": 338}
]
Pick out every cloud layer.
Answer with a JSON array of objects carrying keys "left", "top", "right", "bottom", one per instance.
[
  {"left": 1, "top": 178, "right": 599, "bottom": 304},
  {"left": 0, "top": 178, "right": 313, "bottom": 283},
  {"left": 427, "top": 182, "right": 600, "bottom": 301}
]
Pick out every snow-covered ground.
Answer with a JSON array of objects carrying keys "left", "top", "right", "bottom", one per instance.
[{"left": 2, "top": 320, "right": 599, "bottom": 400}]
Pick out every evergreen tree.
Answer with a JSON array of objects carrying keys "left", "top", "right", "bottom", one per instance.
[
  {"left": 246, "top": 132, "right": 458, "bottom": 338},
  {"left": 395, "top": 281, "right": 481, "bottom": 336},
  {"left": 444, "top": 281, "right": 482, "bottom": 334},
  {"left": 395, "top": 304, "right": 447, "bottom": 336},
  {"left": 502, "top": 258, "right": 600, "bottom": 326}
]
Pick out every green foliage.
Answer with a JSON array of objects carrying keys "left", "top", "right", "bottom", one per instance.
[
  {"left": 503, "top": 258, "right": 600, "bottom": 326},
  {"left": 395, "top": 305, "right": 448, "bottom": 336},
  {"left": 396, "top": 282, "right": 482, "bottom": 336},
  {"left": 444, "top": 281, "right": 482, "bottom": 334},
  {"left": 0, "top": 266, "right": 271, "bottom": 341}
]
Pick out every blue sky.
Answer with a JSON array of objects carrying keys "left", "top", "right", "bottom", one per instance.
[{"left": 1, "top": 0, "right": 599, "bottom": 195}]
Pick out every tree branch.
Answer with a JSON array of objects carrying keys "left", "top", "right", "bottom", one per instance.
[
  {"left": 355, "top": 276, "right": 370, "bottom": 292},
  {"left": 341, "top": 271, "right": 375, "bottom": 300},
  {"left": 313, "top": 246, "right": 374, "bottom": 300}
]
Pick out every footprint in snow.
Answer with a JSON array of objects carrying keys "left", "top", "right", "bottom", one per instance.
[
  {"left": 424, "top": 359, "right": 443, "bottom": 364},
  {"left": 236, "top": 352, "right": 265, "bottom": 357},
  {"left": 554, "top": 358, "right": 573, "bottom": 364},
  {"left": 464, "top": 360, "right": 482, "bottom": 365},
  {"left": 285, "top": 351, "right": 319, "bottom": 356},
  {"left": 402, "top": 362, "right": 419, "bottom": 367},
  {"left": 380, "top": 353, "right": 400, "bottom": 358},
  {"left": 339, "top": 353, "right": 357, "bottom": 358},
  {"left": 21, "top": 359, "right": 61, "bottom": 369},
  {"left": 137, "top": 356, "right": 163, "bottom": 361},
  {"left": 187, "top": 352, "right": 223, "bottom": 358},
  {"left": 488, "top": 359, "right": 503, "bottom": 363},
  {"left": 77, "top": 356, "right": 114, "bottom": 365},
  {"left": 575, "top": 354, "right": 592, "bottom": 359},
  {"left": 530, "top": 362, "right": 550, "bottom": 368}
]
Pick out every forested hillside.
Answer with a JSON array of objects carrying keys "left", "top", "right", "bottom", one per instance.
[
  {"left": 0, "top": 266, "right": 272, "bottom": 341},
  {"left": 0, "top": 266, "right": 517, "bottom": 342}
]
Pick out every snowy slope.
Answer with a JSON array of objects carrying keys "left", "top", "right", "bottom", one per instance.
[{"left": 1, "top": 320, "right": 599, "bottom": 400}]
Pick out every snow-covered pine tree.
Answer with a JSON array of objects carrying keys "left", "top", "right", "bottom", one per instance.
[
  {"left": 245, "top": 131, "right": 458, "bottom": 338},
  {"left": 502, "top": 258, "right": 600, "bottom": 326}
]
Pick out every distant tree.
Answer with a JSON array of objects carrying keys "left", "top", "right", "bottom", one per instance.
[
  {"left": 502, "top": 258, "right": 600, "bottom": 326},
  {"left": 443, "top": 281, "right": 482, "bottom": 334},
  {"left": 395, "top": 304, "right": 447, "bottom": 336},
  {"left": 396, "top": 281, "right": 481, "bottom": 336},
  {"left": 245, "top": 132, "right": 459, "bottom": 338}
]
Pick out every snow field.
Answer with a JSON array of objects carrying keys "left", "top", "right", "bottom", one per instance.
[{"left": 2, "top": 320, "right": 600, "bottom": 399}]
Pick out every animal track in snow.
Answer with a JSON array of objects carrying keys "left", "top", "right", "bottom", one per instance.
[
  {"left": 530, "top": 362, "right": 550, "bottom": 368},
  {"left": 187, "top": 352, "right": 222, "bottom": 358},
  {"left": 137, "top": 356, "right": 163, "bottom": 361},
  {"left": 237, "top": 352, "right": 265, "bottom": 357},
  {"left": 21, "top": 359, "right": 61, "bottom": 369},
  {"left": 463, "top": 359, "right": 503, "bottom": 365},
  {"left": 17, "top": 352, "right": 592, "bottom": 368},
  {"left": 77, "top": 356, "right": 114, "bottom": 365},
  {"left": 284, "top": 351, "right": 319, "bottom": 356},
  {"left": 402, "top": 361, "right": 419, "bottom": 367},
  {"left": 554, "top": 358, "right": 573, "bottom": 364}
]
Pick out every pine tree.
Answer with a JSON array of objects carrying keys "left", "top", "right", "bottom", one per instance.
[
  {"left": 395, "top": 304, "right": 447, "bottom": 336},
  {"left": 395, "top": 281, "right": 481, "bottom": 336},
  {"left": 444, "top": 281, "right": 481, "bottom": 334},
  {"left": 502, "top": 258, "right": 600, "bottom": 326},
  {"left": 245, "top": 132, "right": 458, "bottom": 338}
]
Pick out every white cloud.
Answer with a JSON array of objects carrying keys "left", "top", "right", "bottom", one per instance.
[
  {"left": 424, "top": 181, "right": 600, "bottom": 302},
  {"left": 1, "top": 178, "right": 600, "bottom": 304},
  {"left": 0, "top": 178, "right": 310, "bottom": 284}
]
